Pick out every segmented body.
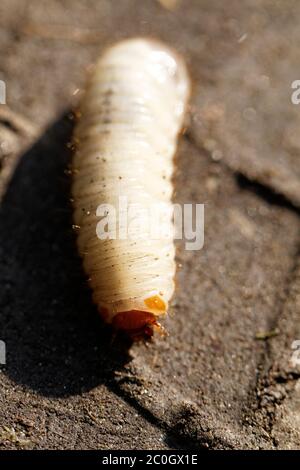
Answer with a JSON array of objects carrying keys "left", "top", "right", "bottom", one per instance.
[{"left": 72, "top": 38, "right": 190, "bottom": 337}]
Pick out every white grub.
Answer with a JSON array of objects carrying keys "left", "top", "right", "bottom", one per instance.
[{"left": 72, "top": 38, "right": 190, "bottom": 337}]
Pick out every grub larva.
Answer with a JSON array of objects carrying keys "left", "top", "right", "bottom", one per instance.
[{"left": 72, "top": 38, "right": 190, "bottom": 338}]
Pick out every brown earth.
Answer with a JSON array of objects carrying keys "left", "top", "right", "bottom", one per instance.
[{"left": 0, "top": 0, "right": 300, "bottom": 449}]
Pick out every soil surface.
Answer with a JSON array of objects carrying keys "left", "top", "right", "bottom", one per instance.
[{"left": 0, "top": 0, "right": 300, "bottom": 449}]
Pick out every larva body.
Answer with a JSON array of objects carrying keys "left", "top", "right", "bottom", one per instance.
[{"left": 72, "top": 38, "right": 190, "bottom": 337}]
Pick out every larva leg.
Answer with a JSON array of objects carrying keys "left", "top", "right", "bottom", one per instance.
[{"left": 72, "top": 38, "right": 190, "bottom": 339}]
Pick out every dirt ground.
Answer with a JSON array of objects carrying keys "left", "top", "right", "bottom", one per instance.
[{"left": 0, "top": 0, "right": 300, "bottom": 450}]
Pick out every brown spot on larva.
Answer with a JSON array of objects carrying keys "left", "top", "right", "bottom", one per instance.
[{"left": 103, "top": 88, "right": 113, "bottom": 97}]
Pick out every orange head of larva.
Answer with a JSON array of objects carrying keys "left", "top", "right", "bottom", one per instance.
[{"left": 112, "top": 310, "right": 166, "bottom": 341}]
